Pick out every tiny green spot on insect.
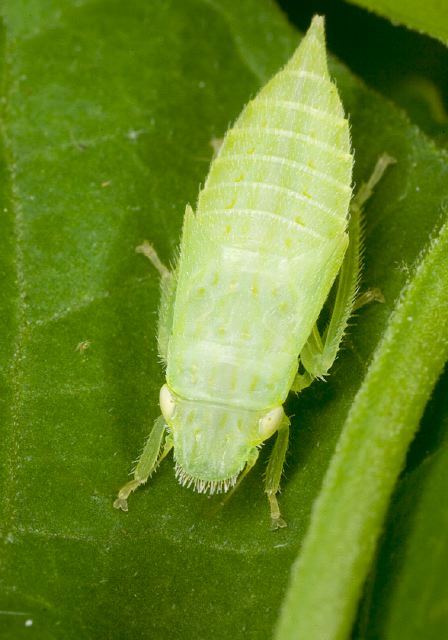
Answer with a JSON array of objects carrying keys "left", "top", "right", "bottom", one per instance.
[{"left": 114, "top": 15, "right": 395, "bottom": 528}]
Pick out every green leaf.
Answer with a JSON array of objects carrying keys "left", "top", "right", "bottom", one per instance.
[
  {"left": 390, "top": 76, "right": 448, "bottom": 147},
  {"left": 0, "top": 1, "right": 447, "bottom": 638},
  {"left": 355, "top": 379, "right": 448, "bottom": 639},
  {"left": 275, "top": 211, "right": 448, "bottom": 640},
  {"left": 344, "top": 0, "right": 448, "bottom": 45}
]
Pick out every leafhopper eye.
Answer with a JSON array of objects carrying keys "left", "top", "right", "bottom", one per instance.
[
  {"left": 160, "top": 384, "right": 176, "bottom": 421},
  {"left": 258, "top": 406, "right": 285, "bottom": 440}
]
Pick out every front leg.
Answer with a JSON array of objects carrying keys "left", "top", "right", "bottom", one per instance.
[
  {"left": 114, "top": 416, "right": 173, "bottom": 511},
  {"left": 136, "top": 205, "right": 195, "bottom": 362},
  {"left": 264, "top": 416, "right": 290, "bottom": 529}
]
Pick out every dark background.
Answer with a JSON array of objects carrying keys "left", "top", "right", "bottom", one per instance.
[{"left": 277, "top": 0, "right": 448, "bottom": 143}]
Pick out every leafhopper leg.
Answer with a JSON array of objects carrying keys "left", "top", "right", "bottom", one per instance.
[
  {"left": 350, "top": 153, "right": 396, "bottom": 313},
  {"left": 264, "top": 416, "right": 290, "bottom": 530},
  {"left": 114, "top": 416, "right": 172, "bottom": 511},
  {"left": 136, "top": 241, "right": 177, "bottom": 362},
  {"left": 351, "top": 153, "right": 396, "bottom": 213},
  {"left": 208, "top": 447, "right": 260, "bottom": 518},
  {"left": 352, "top": 287, "right": 385, "bottom": 311},
  {"left": 293, "top": 154, "right": 395, "bottom": 389},
  {"left": 136, "top": 241, "right": 171, "bottom": 278},
  {"left": 292, "top": 326, "right": 323, "bottom": 393},
  {"left": 235, "top": 446, "right": 260, "bottom": 487}
]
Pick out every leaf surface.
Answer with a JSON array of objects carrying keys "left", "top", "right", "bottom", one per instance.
[
  {"left": 0, "top": 1, "right": 447, "bottom": 638},
  {"left": 344, "top": 0, "right": 448, "bottom": 45},
  {"left": 353, "top": 367, "right": 448, "bottom": 640}
]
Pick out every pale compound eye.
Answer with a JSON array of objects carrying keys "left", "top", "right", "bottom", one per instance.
[
  {"left": 258, "top": 406, "right": 285, "bottom": 440},
  {"left": 159, "top": 384, "right": 176, "bottom": 421}
]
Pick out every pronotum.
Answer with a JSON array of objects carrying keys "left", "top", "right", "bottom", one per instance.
[{"left": 114, "top": 15, "right": 393, "bottom": 528}]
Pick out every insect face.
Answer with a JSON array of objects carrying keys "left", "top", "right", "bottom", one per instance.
[{"left": 159, "top": 385, "right": 282, "bottom": 494}]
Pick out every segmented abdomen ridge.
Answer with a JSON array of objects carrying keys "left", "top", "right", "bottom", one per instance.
[
  {"left": 168, "top": 19, "right": 353, "bottom": 410},
  {"left": 197, "top": 27, "right": 352, "bottom": 239}
]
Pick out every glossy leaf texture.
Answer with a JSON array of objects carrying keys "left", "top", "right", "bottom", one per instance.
[{"left": 0, "top": 1, "right": 447, "bottom": 638}]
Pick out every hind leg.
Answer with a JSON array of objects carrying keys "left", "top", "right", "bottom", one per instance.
[{"left": 293, "top": 154, "right": 395, "bottom": 392}]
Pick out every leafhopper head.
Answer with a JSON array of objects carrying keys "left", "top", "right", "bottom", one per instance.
[{"left": 160, "top": 385, "right": 283, "bottom": 493}]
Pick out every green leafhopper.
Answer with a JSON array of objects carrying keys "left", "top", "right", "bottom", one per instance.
[{"left": 114, "top": 15, "right": 393, "bottom": 528}]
